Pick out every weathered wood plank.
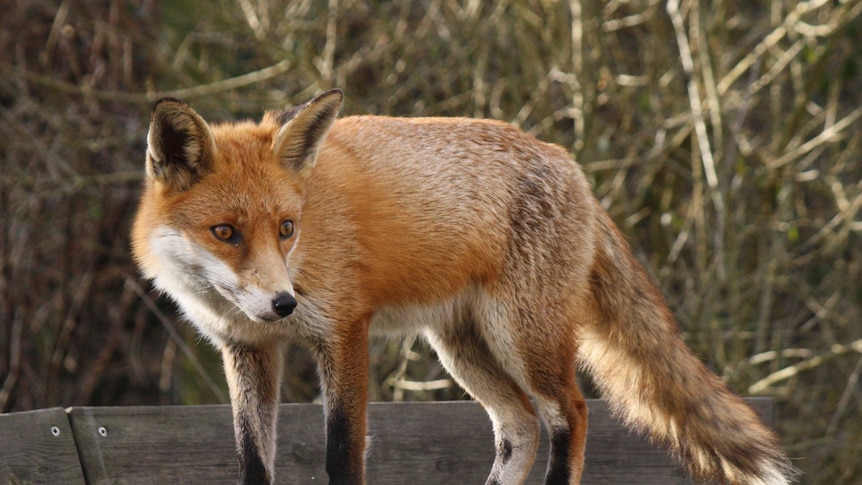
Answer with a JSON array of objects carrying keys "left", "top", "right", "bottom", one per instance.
[
  {"left": 363, "top": 401, "right": 694, "bottom": 484},
  {"left": 0, "top": 407, "right": 87, "bottom": 484},
  {"left": 68, "top": 405, "right": 236, "bottom": 484},
  {"left": 64, "top": 398, "right": 773, "bottom": 484}
]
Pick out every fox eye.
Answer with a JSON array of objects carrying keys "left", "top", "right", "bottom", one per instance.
[
  {"left": 279, "top": 220, "right": 295, "bottom": 240},
  {"left": 211, "top": 224, "right": 239, "bottom": 244}
]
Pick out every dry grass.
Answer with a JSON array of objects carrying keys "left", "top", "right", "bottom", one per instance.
[{"left": 1, "top": 0, "right": 861, "bottom": 482}]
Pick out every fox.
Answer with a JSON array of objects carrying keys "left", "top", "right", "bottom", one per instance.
[{"left": 131, "top": 88, "right": 796, "bottom": 485}]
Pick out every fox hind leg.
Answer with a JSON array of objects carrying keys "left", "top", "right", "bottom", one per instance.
[
  {"left": 508, "top": 302, "right": 588, "bottom": 484},
  {"left": 474, "top": 298, "right": 589, "bottom": 484},
  {"left": 423, "top": 323, "right": 540, "bottom": 485},
  {"left": 528, "top": 355, "right": 588, "bottom": 484}
]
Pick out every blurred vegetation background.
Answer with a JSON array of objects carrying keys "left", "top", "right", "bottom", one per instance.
[{"left": 1, "top": 0, "right": 860, "bottom": 482}]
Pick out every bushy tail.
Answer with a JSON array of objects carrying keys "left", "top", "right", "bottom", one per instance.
[{"left": 578, "top": 207, "right": 796, "bottom": 484}]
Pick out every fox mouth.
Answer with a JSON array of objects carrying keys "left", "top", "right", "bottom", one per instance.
[
  {"left": 212, "top": 284, "right": 296, "bottom": 324},
  {"left": 237, "top": 300, "right": 291, "bottom": 325},
  {"left": 248, "top": 313, "right": 285, "bottom": 324},
  {"left": 233, "top": 301, "right": 288, "bottom": 325}
]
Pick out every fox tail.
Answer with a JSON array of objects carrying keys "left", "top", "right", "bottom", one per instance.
[{"left": 578, "top": 206, "right": 796, "bottom": 484}]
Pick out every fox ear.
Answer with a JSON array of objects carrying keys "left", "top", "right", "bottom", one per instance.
[
  {"left": 272, "top": 89, "right": 343, "bottom": 176},
  {"left": 146, "top": 98, "right": 216, "bottom": 191}
]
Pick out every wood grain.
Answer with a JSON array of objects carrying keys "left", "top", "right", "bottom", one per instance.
[
  {"left": 1, "top": 399, "right": 773, "bottom": 484},
  {"left": 0, "top": 407, "right": 86, "bottom": 484}
]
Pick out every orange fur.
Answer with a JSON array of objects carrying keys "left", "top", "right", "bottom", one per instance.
[{"left": 131, "top": 90, "right": 795, "bottom": 484}]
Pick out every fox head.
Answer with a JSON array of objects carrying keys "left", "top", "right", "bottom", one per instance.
[{"left": 131, "top": 90, "right": 343, "bottom": 328}]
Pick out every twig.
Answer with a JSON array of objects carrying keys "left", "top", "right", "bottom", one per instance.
[
  {"left": 40, "top": 0, "right": 71, "bottom": 67},
  {"left": 128, "top": 278, "right": 229, "bottom": 403},
  {"left": 0, "top": 58, "right": 292, "bottom": 104},
  {"left": 0, "top": 171, "right": 144, "bottom": 195},
  {"left": 826, "top": 355, "right": 862, "bottom": 436},
  {"left": 667, "top": 0, "right": 726, "bottom": 278},
  {"left": 747, "top": 348, "right": 814, "bottom": 365},
  {"left": 390, "top": 378, "right": 455, "bottom": 392},
  {"left": 768, "top": 105, "right": 862, "bottom": 169},
  {"left": 667, "top": 0, "right": 718, "bottom": 190},
  {"left": 567, "top": 0, "right": 586, "bottom": 153},
  {"left": 749, "top": 338, "right": 862, "bottom": 394},
  {"left": 316, "top": 0, "right": 339, "bottom": 85},
  {"left": 0, "top": 312, "right": 23, "bottom": 411},
  {"left": 159, "top": 338, "right": 178, "bottom": 396},
  {"left": 238, "top": 0, "right": 265, "bottom": 40},
  {"left": 717, "top": 0, "right": 834, "bottom": 95}
]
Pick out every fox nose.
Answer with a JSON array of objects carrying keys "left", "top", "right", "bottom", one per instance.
[{"left": 272, "top": 292, "right": 297, "bottom": 318}]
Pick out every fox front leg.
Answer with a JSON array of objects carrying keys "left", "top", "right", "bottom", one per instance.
[
  {"left": 315, "top": 322, "right": 371, "bottom": 485},
  {"left": 221, "top": 340, "right": 285, "bottom": 484}
]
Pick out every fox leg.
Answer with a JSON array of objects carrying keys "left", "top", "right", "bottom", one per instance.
[
  {"left": 424, "top": 323, "right": 540, "bottom": 485},
  {"left": 470, "top": 297, "right": 588, "bottom": 485},
  {"left": 313, "top": 320, "right": 371, "bottom": 485},
  {"left": 527, "top": 351, "right": 588, "bottom": 484},
  {"left": 221, "top": 340, "right": 285, "bottom": 485}
]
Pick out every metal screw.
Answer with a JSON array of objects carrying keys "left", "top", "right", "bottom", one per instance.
[
  {"left": 97, "top": 426, "right": 107, "bottom": 437},
  {"left": 50, "top": 426, "right": 60, "bottom": 437}
]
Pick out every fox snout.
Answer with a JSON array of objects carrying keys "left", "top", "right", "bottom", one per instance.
[
  {"left": 230, "top": 284, "right": 298, "bottom": 323},
  {"left": 272, "top": 291, "right": 297, "bottom": 318}
]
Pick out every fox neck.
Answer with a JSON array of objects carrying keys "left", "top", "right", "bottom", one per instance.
[{"left": 156, "top": 271, "right": 236, "bottom": 344}]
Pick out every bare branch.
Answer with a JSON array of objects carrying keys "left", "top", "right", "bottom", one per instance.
[
  {"left": 0, "top": 58, "right": 292, "bottom": 103},
  {"left": 749, "top": 339, "right": 862, "bottom": 394}
]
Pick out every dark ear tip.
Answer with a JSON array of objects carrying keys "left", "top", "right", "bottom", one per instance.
[
  {"left": 317, "top": 88, "right": 343, "bottom": 104},
  {"left": 152, "top": 97, "right": 188, "bottom": 113},
  {"left": 275, "top": 89, "right": 343, "bottom": 125}
]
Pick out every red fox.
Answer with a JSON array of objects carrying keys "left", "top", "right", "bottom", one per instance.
[{"left": 131, "top": 89, "right": 796, "bottom": 484}]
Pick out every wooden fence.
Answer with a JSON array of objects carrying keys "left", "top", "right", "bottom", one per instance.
[{"left": 0, "top": 399, "right": 773, "bottom": 484}]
